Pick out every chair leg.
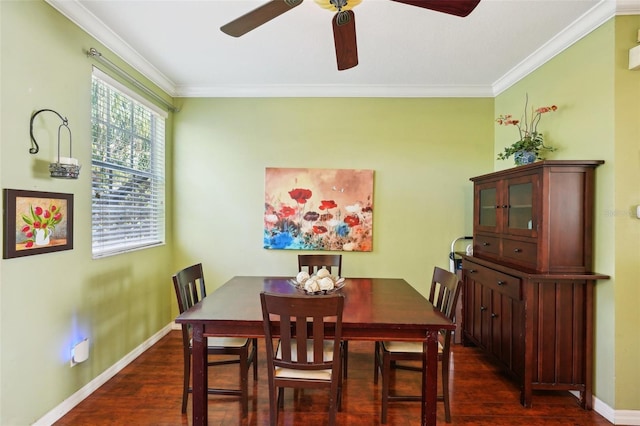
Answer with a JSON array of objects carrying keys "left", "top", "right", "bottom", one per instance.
[
  {"left": 329, "top": 388, "right": 338, "bottom": 426},
  {"left": 182, "top": 348, "right": 190, "bottom": 414},
  {"left": 252, "top": 339, "right": 258, "bottom": 380},
  {"left": 268, "top": 385, "right": 280, "bottom": 426},
  {"left": 373, "top": 341, "right": 380, "bottom": 384},
  {"left": 381, "top": 350, "right": 391, "bottom": 424},
  {"left": 343, "top": 340, "right": 349, "bottom": 379},
  {"left": 442, "top": 354, "right": 451, "bottom": 423},
  {"left": 240, "top": 348, "right": 249, "bottom": 417}
]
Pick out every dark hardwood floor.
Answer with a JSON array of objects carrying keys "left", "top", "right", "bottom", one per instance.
[{"left": 54, "top": 330, "right": 611, "bottom": 425}]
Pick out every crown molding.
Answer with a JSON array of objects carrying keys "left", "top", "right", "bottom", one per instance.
[
  {"left": 617, "top": 0, "right": 640, "bottom": 15},
  {"left": 45, "top": 0, "right": 178, "bottom": 97},
  {"left": 176, "top": 84, "right": 494, "bottom": 98},
  {"left": 492, "top": 0, "right": 617, "bottom": 95}
]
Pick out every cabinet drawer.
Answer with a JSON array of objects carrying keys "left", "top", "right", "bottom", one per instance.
[
  {"left": 502, "top": 238, "right": 537, "bottom": 268},
  {"left": 474, "top": 234, "right": 500, "bottom": 257},
  {"left": 463, "top": 260, "right": 521, "bottom": 300}
]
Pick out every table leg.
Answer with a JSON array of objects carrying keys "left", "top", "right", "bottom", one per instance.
[
  {"left": 192, "top": 325, "right": 208, "bottom": 426},
  {"left": 422, "top": 330, "right": 439, "bottom": 426}
]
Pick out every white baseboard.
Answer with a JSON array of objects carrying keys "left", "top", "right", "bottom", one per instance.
[
  {"left": 569, "top": 391, "right": 640, "bottom": 425},
  {"left": 33, "top": 323, "right": 173, "bottom": 426}
]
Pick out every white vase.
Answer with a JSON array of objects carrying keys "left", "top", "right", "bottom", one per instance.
[{"left": 34, "top": 228, "right": 50, "bottom": 246}]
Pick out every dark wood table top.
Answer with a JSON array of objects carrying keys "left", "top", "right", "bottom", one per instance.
[{"left": 176, "top": 276, "right": 455, "bottom": 340}]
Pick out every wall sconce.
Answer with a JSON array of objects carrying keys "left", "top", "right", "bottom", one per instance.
[{"left": 29, "top": 108, "right": 81, "bottom": 179}]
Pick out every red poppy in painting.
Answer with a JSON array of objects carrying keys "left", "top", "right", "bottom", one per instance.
[
  {"left": 312, "top": 226, "right": 328, "bottom": 234},
  {"left": 344, "top": 215, "right": 360, "bottom": 227},
  {"left": 280, "top": 206, "right": 296, "bottom": 217},
  {"left": 319, "top": 200, "right": 337, "bottom": 210},
  {"left": 288, "top": 188, "right": 312, "bottom": 204},
  {"left": 320, "top": 213, "right": 333, "bottom": 221}
]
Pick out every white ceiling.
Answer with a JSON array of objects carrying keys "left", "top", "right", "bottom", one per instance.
[{"left": 47, "top": 0, "right": 637, "bottom": 98}]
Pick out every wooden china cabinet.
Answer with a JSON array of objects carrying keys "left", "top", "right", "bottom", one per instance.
[{"left": 461, "top": 160, "right": 609, "bottom": 409}]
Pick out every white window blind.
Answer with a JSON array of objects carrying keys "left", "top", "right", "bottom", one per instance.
[{"left": 91, "top": 69, "right": 166, "bottom": 258}]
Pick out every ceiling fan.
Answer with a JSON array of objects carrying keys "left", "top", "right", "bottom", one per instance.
[{"left": 220, "top": 0, "right": 481, "bottom": 71}]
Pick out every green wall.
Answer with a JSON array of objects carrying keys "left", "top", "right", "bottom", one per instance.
[
  {"left": 172, "top": 97, "right": 492, "bottom": 295},
  {"left": 495, "top": 16, "right": 640, "bottom": 411},
  {"left": 0, "top": 2, "right": 175, "bottom": 424},
  {"left": 612, "top": 15, "right": 640, "bottom": 412},
  {"left": 1, "top": 0, "right": 639, "bottom": 424}
]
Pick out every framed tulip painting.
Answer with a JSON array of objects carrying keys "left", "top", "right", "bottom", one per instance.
[
  {"left": 264, "top": 168, "right": 374, "bottom": 251},
  {"left": 3, "top": 189, "right": 74, "bottom": 259}
]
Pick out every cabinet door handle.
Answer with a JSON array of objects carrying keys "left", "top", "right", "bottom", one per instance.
[
  {"left": 497, "top": 280, "right": 506, "bottom": 286},
  {"left": 468, "top": 269, "right": 477, "bottom": 274},
  {"left": 491, "top": 313, "right": 499, "bottom": 318},
  {"left": 482, "top": 242, "right": 490, "bottom": 246},
  {"left": 480, "top": 306, "right": 487, "bottom": 311},
  {"left": 513, "top": 248, "right": 522, "bottom": 253},
  {"left": 503, "top": 205, "right": 509, "bottom": 208}
]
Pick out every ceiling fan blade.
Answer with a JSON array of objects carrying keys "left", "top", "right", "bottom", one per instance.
[
  {"left": 332, "top": 10, "right": 358, "bottom": 71},
  {"left": 220, "top": 0, "right": 303, "bottom": 37},
  {"left": 390, "top": 0, "right": 481, "bottom": 17}
]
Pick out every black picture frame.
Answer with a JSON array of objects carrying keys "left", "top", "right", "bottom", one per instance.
[{"left": 3, "top": 189, "right": 74, "bottom": 259}]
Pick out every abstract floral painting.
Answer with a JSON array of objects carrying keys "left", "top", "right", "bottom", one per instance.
[{"left": 264, "top": 168, "right": 374, "bottom": 251}]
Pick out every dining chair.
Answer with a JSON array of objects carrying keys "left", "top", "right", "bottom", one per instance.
[
  {"left": 260, "top": 291, "right": 345, "bottom": 426},
  {"left": 373, "top": 266, "right": 461, "bottom": 423},
  {"left": 172, "top": 263, "right": 258, "bottom": 416},
  {"left": 297, "top": 254, "right": 342, "bottom": 276}
]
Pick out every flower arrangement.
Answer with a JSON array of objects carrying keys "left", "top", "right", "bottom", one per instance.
[
  {"left": 20, "top": 204, "right": 63, "bottom": 248},
  {"left": 496, "top": 94, "right": 558, "bottom": 164}
]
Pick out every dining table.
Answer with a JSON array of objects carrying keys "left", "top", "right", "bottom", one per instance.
[{"left": 175, "top": 276, "right": 455, "bottom": 426}]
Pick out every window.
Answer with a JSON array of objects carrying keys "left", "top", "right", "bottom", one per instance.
[{"left": 91, "top": 68, "right": 166, "bottom": 258}]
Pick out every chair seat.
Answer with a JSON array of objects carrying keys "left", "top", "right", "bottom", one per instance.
[
  {"left": 189, "top": 336, "right": 250, "bottom": 348},
  {"left": 382, "top": 340, "right": 443, "bottom": 354},
  {"left": 275, "top": 340, "right": 334, "bottom": 381}
]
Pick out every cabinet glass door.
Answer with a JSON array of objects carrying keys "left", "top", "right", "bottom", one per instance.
[
  {"left": 507, "top": 182, "right": 533, "bottom": 231},
  {"left": 478, "top": 187, "right": 497, "bottom": 227}
]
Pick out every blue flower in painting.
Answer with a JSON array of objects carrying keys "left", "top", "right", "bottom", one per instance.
[
  {"left": 267, "top": 231, "right": 294, "bottom": 249},
  {"left": 335, "top": 223, "right": 350, "bottom": 237}
]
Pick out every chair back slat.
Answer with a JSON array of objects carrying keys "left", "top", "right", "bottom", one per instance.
[{"left": 298, "top": 254, "right": 343, "bottom": 276}]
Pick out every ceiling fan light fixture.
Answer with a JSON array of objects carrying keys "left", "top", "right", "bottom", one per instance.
[{"left": 315, "top": 0, "right": 362, "bottom": 12}]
